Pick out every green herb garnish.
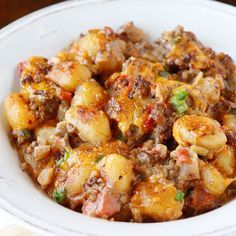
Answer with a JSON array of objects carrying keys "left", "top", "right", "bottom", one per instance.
[
  {"left": 175, "top": 102, "right": 188, "bottom": 113},
  {"left": 52, "top": 188, "right": 66, "bottom": 204},
  {"left": 159, "top": 71, "right": 169, "bottom": 78},
  {"left": 170, "top": 88, "right": 189, "bottom": 113},
  {"left": 56, "top": 151, "right": 70, "bottom": 167},
  {"left": 116, "top": 132, "right": 128, "bottom": 143},
  {"left": 95, "top": 155, "right": 104, "bottom": 164},
  {"left": 175, "top": 191, "right": 185, "bottom": 203}
]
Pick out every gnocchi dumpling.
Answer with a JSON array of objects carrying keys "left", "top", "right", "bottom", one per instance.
[
  {"left": 130, "top": 176, "right": 184, "bottom": 222},
  {"left": 20, "top": 80, "right": 56, "bottom": 100},
  {"left": 34, "top": 120, "right": 56, "bottom": 145},
  {"left": 65, "top": 106, "right": 111, "bottom": 145},
  {"left": 190, "top": 145, "right": 209, "bottom": 156},
  {"left": 64, "top": 165, "right": 95, "bottom": 196},
  {"left": 69, "top": 28, "right": 126, "bottom": 74},
  {"left": 67, "top": 144, "right": 97, "bottom": 167},
  {"left": 18, "top": 56, "right": 50, "bottom": 84},
  {"left": 200, "top": 161, "right": 235, "bottom": 195},
  {"left": 72, "top": 79, "right": 108, "bottom": 108},
  {"left": 213, "top": 145, "right": 235, "bottom": 177},
  {"left": 99, "top": 154, "right": 133, "bottom": 193},
  {"left": 122, "top": 57, "right": 164, "bottom": 84},
  {"left": 4, "top": 93, "right": 38, "bottom": 130},
  {"left": 47, "top": 61, "right": 91, "bottom": 92},
  {"left": 37, "top": 167, "right": 54, "bottom": 186},
  {"left": 173, "top": 115, "right": 227, "bottom": 150}
]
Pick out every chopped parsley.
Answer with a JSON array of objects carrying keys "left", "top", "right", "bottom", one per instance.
[
  {"left": 52, "top": 188, "right": 66, "bottom": 204},
  {"left": 170, "top": 88, "right": 189, "bottom": 113},
  {"left": 175, "top": 191, "right": 185, "bottom": 203}
]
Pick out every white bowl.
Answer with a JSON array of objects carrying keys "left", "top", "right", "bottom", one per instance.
[{"left": 0, "top": 0, "right": 236, "bottom": 235}]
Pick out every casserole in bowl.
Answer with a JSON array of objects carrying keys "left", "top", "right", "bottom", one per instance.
[{"left": 0, "top": 0, "right": 236, "bottom": 235}]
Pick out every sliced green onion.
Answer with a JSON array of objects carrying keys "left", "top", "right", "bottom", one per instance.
[
  {"left": 170, "top": 88, "right": 189, "bottom": 114},
  {"left": 174, "top": 89, "right": 188, "bottom": 100},
  {"left": 175, "top": 103, "right": 188, "bottom": 113},
  {"left": 56, "top": 151, "right": 70, "bottom": 167},
  {"left": 64, "top": 151, "right": 70, "bottom": 160},
  {"left": 52, "top": 188, "right": 66, "bottom": 204},
  {"left": 175, "top": 191, "right": 185, "bottom": 203}
]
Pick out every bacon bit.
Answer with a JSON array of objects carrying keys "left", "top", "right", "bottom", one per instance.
[
  {"left": 176, "top": 148, "right": 192, "bottom": 164},
  {"left": 59, "top": 91, "right": 72, "bottom": 101},
  {"left": 96, "top": 191, "right": 121, "bottom": 217},
  {"left": 82, "top": 189, "right": 121, "bottom": 219}
]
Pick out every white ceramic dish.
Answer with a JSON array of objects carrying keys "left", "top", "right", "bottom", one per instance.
[{"left": 0, "top": 0, "right": 236, "bottom": 235}]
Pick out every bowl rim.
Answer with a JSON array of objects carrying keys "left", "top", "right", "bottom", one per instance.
[{"left": 0, "top": 0, "right": 236, "bottom": 235}]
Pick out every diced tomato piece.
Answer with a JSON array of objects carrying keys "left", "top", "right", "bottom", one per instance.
[
  {"left": 59, "top": 91, "right": 72, "bottom": 101},
  {"left": 143, "top": 104, "right": 157, "bottom": 132},
  {"left": 143, "top": 117, "right": 156, "bottom": 132},
  {"left": 177, "top": 148, "right": 192, "bottom": 164}
]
